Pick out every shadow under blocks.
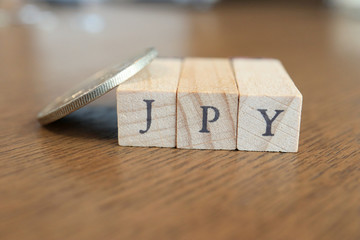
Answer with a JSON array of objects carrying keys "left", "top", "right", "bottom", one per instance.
[{"left": 117, "top": 58, "right": 302, "bottom": 152}]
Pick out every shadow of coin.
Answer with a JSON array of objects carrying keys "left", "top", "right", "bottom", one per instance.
[{"left": 43, "top": 105, "right": 117, "bottom": 140}]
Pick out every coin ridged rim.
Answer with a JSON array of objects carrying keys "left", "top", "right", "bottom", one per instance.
[{"left": 37, "top": 48, "right": 158, "bottom": 125}]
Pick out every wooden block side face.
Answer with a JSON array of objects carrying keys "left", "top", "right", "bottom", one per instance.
[
  {"left": 118, "top": 91, "right": 176, "bottom": 147},
  {"left": 237, "top": 95, "right": 302, "bottom": 152},
  {"left": 177, "top": 92, "right": 238, "bottom": 150},
  {"left": 117, "top": 58, "right": 181, "bottom": 148}
]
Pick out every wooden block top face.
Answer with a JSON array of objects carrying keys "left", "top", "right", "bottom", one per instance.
[
  {"left": 117, "top": 58, "right": 182, "bottom": 148},
  {"left": 117, "top": 58, "right": 182, "bottom": 92},
  {"left": 232, "top": 58, "right": 302, "bottom": 98},
  {"left": 177, "top": 58, "right": 239, "bottom": 150},
  {"left": 178, "top": 58, "right": 238, "bottom": 94},
  {"left": 233, "top": 58, "right": 302, "bottom": 152}
]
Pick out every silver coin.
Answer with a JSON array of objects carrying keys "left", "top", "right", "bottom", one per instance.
[{"left": 37, "top": 47, "right": 158, "bottom": 125}]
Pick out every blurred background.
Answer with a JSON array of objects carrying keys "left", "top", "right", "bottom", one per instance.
[{"left": 0, "top": 0, "right": 359, "bottom": 104}]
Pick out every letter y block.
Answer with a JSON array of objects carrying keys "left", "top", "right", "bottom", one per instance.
[
  {"left": 233, "top": 58, "right": 302, "bottom": 152},
  {"left": 117, "top": 58, "right": 181, "bottom": 147}
]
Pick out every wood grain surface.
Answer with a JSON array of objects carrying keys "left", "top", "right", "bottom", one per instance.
[{"left": 0, "top": 2, "right": 359, "bottom": 240}]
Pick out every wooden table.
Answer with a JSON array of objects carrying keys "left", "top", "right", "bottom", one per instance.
[{"left": 1, "top": 2, "right": 359, "bottom": 240}]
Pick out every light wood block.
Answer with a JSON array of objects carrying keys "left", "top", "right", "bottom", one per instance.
[
  {"left": 233, "top": 58, "right": 302, "bottom": 152},
  {"left": 177, "top": 58, "right": 239, "bottom": 150},
  {"left": 117, "top": 58, "right": 182, "bottom": 147}
]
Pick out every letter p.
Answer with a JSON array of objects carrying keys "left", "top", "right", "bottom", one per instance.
[{"left": 199, "top": 106, "right": 220, "bottom": 133}]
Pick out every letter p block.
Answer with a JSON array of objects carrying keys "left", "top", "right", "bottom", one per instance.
[
  {"left": 233, "top": 58, "right": 303, "bottom": 152},
  {"left": 177, "top": 58, "right": 239, "bottom": 150},
  {"left": 117, "top": 58, "right": 181, "bottom": 147}
]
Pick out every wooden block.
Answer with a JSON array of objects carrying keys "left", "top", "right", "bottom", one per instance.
[
  {"left": 117, "top": 58, "right": 181, "bottom": 147},
  {"left": 177, "top": 58, "right": 239, "bottom": 150},
  {"left": 233, "top": 58, "right": 302, "bottom": 152}
]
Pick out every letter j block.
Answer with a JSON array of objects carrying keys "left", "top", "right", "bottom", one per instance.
[
  {"left": 117, "top": 58, "right": 181, "bottom": 147},
  {"left": 233, "top": 58, "right": 303, "bottom": 152}
]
